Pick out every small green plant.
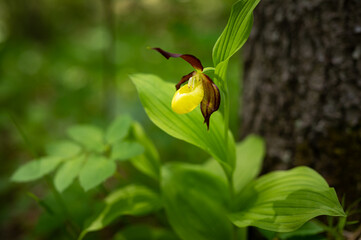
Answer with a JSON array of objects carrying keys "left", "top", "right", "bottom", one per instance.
[{"left": 11, "top": 0, "right": 346, "bottom": 239}]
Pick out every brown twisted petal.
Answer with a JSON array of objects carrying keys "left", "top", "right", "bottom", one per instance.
[
  {"left": 152, "top": 48, "right": 203, "bottom": 71},
  {"left": 200, "top": 74, "right": 221, "bottom": 129},
  {"left": 175, "top": 71, "right": 195, "bottom": 90}
]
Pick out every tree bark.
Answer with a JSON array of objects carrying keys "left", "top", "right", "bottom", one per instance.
[{"left": 242, "top": 0, "right": 361, "bottom": 221}]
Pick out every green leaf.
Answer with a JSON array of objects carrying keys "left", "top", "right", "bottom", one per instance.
[
  {"left": 79, "top": 185, "right": 161, "bottom": 240},
  {"left": 131, "top": 73, "right": 236, "bottom": 176},
  {"left": 67, "top": 125, "right": 104, "bottom": 152},
  {"left": 259, "top": 220, "right": 326, "bottom": 240},
  {"left": 111, "top": 141, "right": 144, "bottom": 161},
  {"left": 229, "top": 167, "right": 346, "bottom": 232},
  {"left": 258, "top": 221, "right": 325, "bottom": 240},
  {"left": 106, "top": 115, "right": 132, "bottom": 144},
  {"left": 213, "top": 0, "right": 258, "bottom": 66},
  {"left": 278, "top": 221, "right": 325, "bottom": 239},
  {"left": 162, "top": 162, "right": 232, "bottom": 240},
  {"left": 45, "top": 140, "right": 82, "bottom": 158},
  {"left": 11, "top": 156, "right": 63, "bottom": 182},
  {"left": 54, "top": 155, "right": 85, "bottom": 192},
  {"left": 79, "top": 155, "right": 116, "bottom": 191},
  {"left": 233, "top": 135, "right": 265, "bottom": 194},
  {"left": 130, "top": 122, "right": 160, "bottom": 180}
]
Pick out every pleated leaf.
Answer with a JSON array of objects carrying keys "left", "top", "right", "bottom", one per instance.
[
  {"left": 162, "top": 163, "right": 232, "bottom": 240},
  {"left": 213, "top": 0, "right": 258, "bottom": 66},
  {"left": 131, "top": 73, "right": 235, "bottom": 175},
  {"left": 229, "top": 167, "right": 346, "bottom": 232},
  {"left": 233, "top": 135, "right": 265, "bottom": 194},
  {"left": 78, "top": 185, "right": 161, "bottom": 240}
]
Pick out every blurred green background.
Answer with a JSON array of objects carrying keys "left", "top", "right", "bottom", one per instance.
[{"left": 0, "top": 0, "right": 243, "bottom": 239}]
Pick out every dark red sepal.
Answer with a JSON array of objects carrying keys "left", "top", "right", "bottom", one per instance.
[
  {"left": 200, "top": 74, "right": 221, "bottom": 130},
  {"left": 153, "top": 48, "right": 203, "bottom": 71},
  {"left": 175, "top": 71, "right": 195, "bottom": 90}
]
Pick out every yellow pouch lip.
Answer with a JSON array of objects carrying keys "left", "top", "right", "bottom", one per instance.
[{"left": 171, "top": 81, "right": 204, "bottom": 114}]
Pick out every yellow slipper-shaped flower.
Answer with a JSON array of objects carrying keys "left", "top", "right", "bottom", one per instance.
[{"left": 153, "top": 48, "right": 220, "bottom": 129}]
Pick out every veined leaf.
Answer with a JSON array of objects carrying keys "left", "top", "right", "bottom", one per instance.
[
  {"left": 106, "top": 115, "right": 132, "bottom": 144},
  {"left": 11, "top": 156, "right": 63, "bottom": 182},
  {"left": 229, "top": 167, "right": 346, "bottom": 232},
  {"left": 131, "top": 74, "right": 236, "bottom": 175},
  {"left": 54, "top": 154, "right": 85, "bottom": 192},
  {"left": 162, "top": 162, "right": 232, "bottom": 240},
  {"left": 67, "top": 125, "right": 104, "bottom": 152},
  {"left": 111, "top": 141, "right": 144, "bottom": 161},
  {"left": 233, "top": 135, "right": 265, "bottom": 194},
  {"left": 130, "top": 122, "right": 160, "bottom": 180},
  {"left": 78, "top": 185, "right": 161, "bottom": 240},
  {"left": 213, "top": 0, "right": 258, "bottom": 66},
  {"left": 79, "top": 155, "right": 116, "bottom": 191},
  {"left": 45, "top": 140, "right": 82, "bottom": 158}
]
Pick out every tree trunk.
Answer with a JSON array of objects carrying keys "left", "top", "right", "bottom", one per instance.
[{"left": 242, "top": 0, "right": 361, "bottom": 222}]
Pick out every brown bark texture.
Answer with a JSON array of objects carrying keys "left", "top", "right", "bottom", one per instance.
[{"left": 242, "top": 0, "right": 361, "bottom": 219}]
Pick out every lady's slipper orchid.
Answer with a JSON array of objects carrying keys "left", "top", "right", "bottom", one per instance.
[{"left": 153, "top": 48, "right": 220, "bottom": 129}]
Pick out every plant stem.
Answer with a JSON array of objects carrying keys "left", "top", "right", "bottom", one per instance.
[
  {"left": 45, "top": 176, "right": 80, "bottom": 239},
  {"left": 220, "top": 73, "right": 239, "bottom": 239},
  {"left": 202, "top": 67, "right": 215, "bottom": 73},
  {"left": 224, "top": 89, "right": 230, "bottom": 150}
]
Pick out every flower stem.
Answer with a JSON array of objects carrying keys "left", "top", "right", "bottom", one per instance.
[
  {"left": 45, "top": 176, "right": 80, "bottom": 239},
  {"left": 202, "top": 67, "right": 215, "bottom": 73},
  {"left": 224, "top": 89, "right": 230, "bottom": 150}
]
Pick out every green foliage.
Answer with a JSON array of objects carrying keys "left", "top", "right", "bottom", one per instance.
[
  {"left": 213, "top": 0, "right": 257, "bottom": 66},
  {"left": 46, "top": 140, "right": 82, "bottom": 158},
  {"left": 259, "top": 221, "right": 325, "bottom": 240},
  {"left": 212, "top": 0, "right": 257, "bottom": 92},
  {"left": 110, "top": 141, "right": 144, "bottom": 161},
  {"left": 11, "top": 115, "right": 147, "bottom": 192},
  {"left": 79, "top": 185, "right": 162, "bottom": 240},
  {"left": 11, "top": 156, "right": 63, "bottom": 182},
  {"left": 106, "top": 115, "right": 132, "bottom": 144},
  {"left": 54, "top": 155, "right": 85, "bottom": 192},
  {"left": 78, "top": 155, "right": 116, "bottom": 191},
  {"left": 130, "top": 73, "right": 236, "bottom": 176},
  {"left": 229, "top": 167, "right": 346, "bottom": 232},
  {"left": 161, "top": 163, "right": 232, "bottom": 240},
  {"left": 67, "top": 125, "right": 105, "bottom": 153}
]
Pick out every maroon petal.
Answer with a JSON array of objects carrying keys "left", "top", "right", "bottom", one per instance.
[
  {"left": 153, "top": 48, "right": 203, "bottom": 71},
  {"left": 176, "top": 71, "right": 195, "bottom": 90},
  {"left": 200, "top": 74, "right": 221, "bottom": 129}
]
